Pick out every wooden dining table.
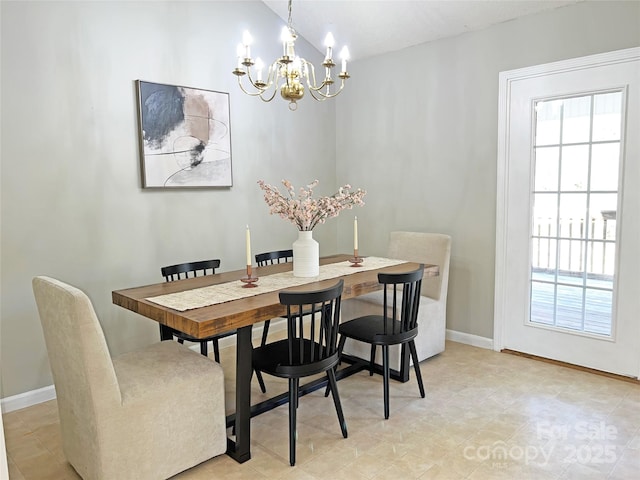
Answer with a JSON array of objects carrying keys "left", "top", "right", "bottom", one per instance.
[{"left": 112, "top": 254, "right": 438, "bottom": 463}]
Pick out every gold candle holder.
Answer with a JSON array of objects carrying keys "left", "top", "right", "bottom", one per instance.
[
  {"left": 349, "top": 249, "right": 363, "bottom": 267},
  {"left": 240, "top": 265, "right": 259, "bottom": 287}
]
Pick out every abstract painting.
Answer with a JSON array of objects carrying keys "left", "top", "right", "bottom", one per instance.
[{"left": 136, "top": 80, "right": 232, "bottom": 188}]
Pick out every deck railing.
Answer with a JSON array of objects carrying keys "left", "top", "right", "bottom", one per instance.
[{"left": 532, "top": 213, "right": 616, "bottom": 279}]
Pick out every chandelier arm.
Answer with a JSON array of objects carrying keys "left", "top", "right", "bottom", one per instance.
[
  {"left": 238, "top": 61, "right": 284, "bottom": 100},
  {"left": 307, "top": 88, "right": 328, "bottom": 102},
  {"left": 304, "top": 60, "right": 318, "bottom": 85},
  {"left": 258, "top": 88, "right": 279, "bottom": 102},
  {"left": 236, "top": 77, "right": 279, "bottom": 103},
  {"left": 263, "top": 61, "right": 282, "bottom": 90},
  {"left": 308, "top": 90, "right": 344, "bottom": 101},
  {"left": 307, "top": 82, "right": 334, "bottom": 93},
  {"left": 302, "top": 61, "right": 329, "bottom": 92},
  {"left": 236, "top": 77, "right": 268, "bottom": 97},
  {"left": 307, "top": 80, "right": 346, "bottom": 100},
  {"left": 303, "top": 60, "right": 346, "bottom": 96},
  {"left": 245, "top": 67, "right": 267, "bottom": 90}
]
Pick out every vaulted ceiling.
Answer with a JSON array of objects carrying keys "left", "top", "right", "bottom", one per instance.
[{"left": 262, "top": 0, "right": 583, "bottom": 61}]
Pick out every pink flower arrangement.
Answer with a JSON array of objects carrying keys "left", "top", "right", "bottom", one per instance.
[{"left": 257, "top": 179, "right": 366, "bottom": 231}]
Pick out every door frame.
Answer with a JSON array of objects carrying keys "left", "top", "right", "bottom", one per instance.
[{"left": 494, "top": 47, "right": 640, "bottom": 378}]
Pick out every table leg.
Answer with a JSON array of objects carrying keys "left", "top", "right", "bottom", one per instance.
[
  {"left": 226, "top": 325, "right": 252, "bottom": 463},
  {"left": 398, "top": 344, "right": 410, "bottom": 382},
  {"left": 159, "top": 324, "right": 173, "bottom": 341}
]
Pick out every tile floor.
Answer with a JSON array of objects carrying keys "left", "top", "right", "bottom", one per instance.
[{"left": 3, "top": 341, "right": 639, "bottom": 479}]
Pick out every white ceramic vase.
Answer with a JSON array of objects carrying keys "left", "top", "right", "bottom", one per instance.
[{"left": 292, "top": 230, "right": 319, "bottom": 277}]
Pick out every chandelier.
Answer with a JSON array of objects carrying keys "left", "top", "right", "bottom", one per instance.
[{"left": 232, "top": 0, "right": 350, "bottom": 111}]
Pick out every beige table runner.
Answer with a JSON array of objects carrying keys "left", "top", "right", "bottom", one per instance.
[{"left": 146, "top": 256, "right": 407, "bottom": 312}]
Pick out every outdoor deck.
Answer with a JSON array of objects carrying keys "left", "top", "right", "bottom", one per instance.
[{"left": 530, "top": 270, "right": 613, "bottom": 336}]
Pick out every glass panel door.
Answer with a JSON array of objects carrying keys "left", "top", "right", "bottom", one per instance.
[
  {"left": 530, "top": 92, "right": 622, "bottom": 336},
  {"left": 497, "top": 48, "right": 640, "bottom": 377}
]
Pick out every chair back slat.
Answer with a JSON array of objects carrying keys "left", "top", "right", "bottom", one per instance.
[
  {"left": 377, "top": 267, "right": 424, "bottom": 340},
  {"left": 278, "top": 280, "right": 344, "bottom": 376},
  {"left": 161, "top": 259, "right": 221, "bottom": 282},
  {"left": 255, "top": 249, "right": 294, "bottom": 266}
]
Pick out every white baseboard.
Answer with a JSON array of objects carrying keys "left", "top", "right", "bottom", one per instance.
[
  {"left": 1, "top": 385, "right": 56, "bottom": 414},
  {"left": 3, "top": 322, "right": 484, "bottom": 415},
  {"left": 1, "top": 319, "right": 289, "bottom": 414},
  {"left": 446, "top": 329, "right": 494, "bottom": 350}
]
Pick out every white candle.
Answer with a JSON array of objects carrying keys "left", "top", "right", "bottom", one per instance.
[
  {"left": 340, "top": 46, "right": 350, "bottom": 73},
  {"left": 324, "top": 32, "right": 335, "bottom": 60},
  {"left": 242, "top": 30, "right": 252, "bottom": 59},
  {"left": 255, "top": 57, "right": 264, "bottom": 82},
  {"left": 354, "top": 217, "right": 358, "bottom": 250},
  {"left": 236, "top": 43, "right": 244, "bottom": 69},
  {"left": 281, "top": 27, "right": 290, "bottom": 56},
  {"left": 245, "top": 225, "right": 251, "bottom": 266}
]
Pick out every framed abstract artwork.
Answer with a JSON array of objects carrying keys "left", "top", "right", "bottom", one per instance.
[{"left": 135, "top": 80, "right": 232, "bottom": 188}]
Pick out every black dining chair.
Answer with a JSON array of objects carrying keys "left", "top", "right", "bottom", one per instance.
[
  {"left": 252, "top": 280, "right": 348, "bottom": 466},
  {"left": 336, "top": 267, "right": 426, "bottom": 419},
  {"left": 255, "top": 249, "right": 293, "bottom": 266},
  {"left": 160, "top": 259, "right": 232, "bottom": 362},
  {"left": 253, "top": 249, "right": 294, "bottom": 392}
]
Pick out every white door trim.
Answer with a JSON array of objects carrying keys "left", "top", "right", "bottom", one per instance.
[{"left": 494, "top": 47, "right": 640, "bottom": 354}]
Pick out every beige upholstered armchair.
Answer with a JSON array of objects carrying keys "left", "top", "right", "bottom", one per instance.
[
  {"left": 341, "top": 232, "right": 451, "bottom": 371},
  {"left": 32, "top": 276, "right": 228, "bottom": 480}
]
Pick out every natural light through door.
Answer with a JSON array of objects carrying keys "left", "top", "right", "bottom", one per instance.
[
  {"left": 530, "top": 92, "right": 622, "bottom": 337},
  {"left": 495, "top": 48, "right": 639, "bottom": 377}
]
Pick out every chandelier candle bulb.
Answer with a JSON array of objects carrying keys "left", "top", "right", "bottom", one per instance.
[
  {"left": 280, "top": 28, "right": 287, "bottom": 56},
  {"left": 340, "top": 46, "right": 349, "bottom": 73},
  {"left": 236, "top": 44, "right": 244, "bottom": 69},
  {"left": 324, "top": 32, "right": 335, "bottom": 60},
  {"left": 242, "top": 30, "right": 252, "bottom": 58},
  {"left": 255, "top": 58, "right": 264, "bottom": 82}
]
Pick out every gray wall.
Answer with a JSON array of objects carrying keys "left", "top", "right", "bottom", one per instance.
[
  {"left": 335, "top": 1, "right": 640, "bottom": 338},
  {"left": 0, "top": 1, "right": 337, "bottom": 398},
  {"left": 1, "top": 0, "right": 639, "bottom": 400}
]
